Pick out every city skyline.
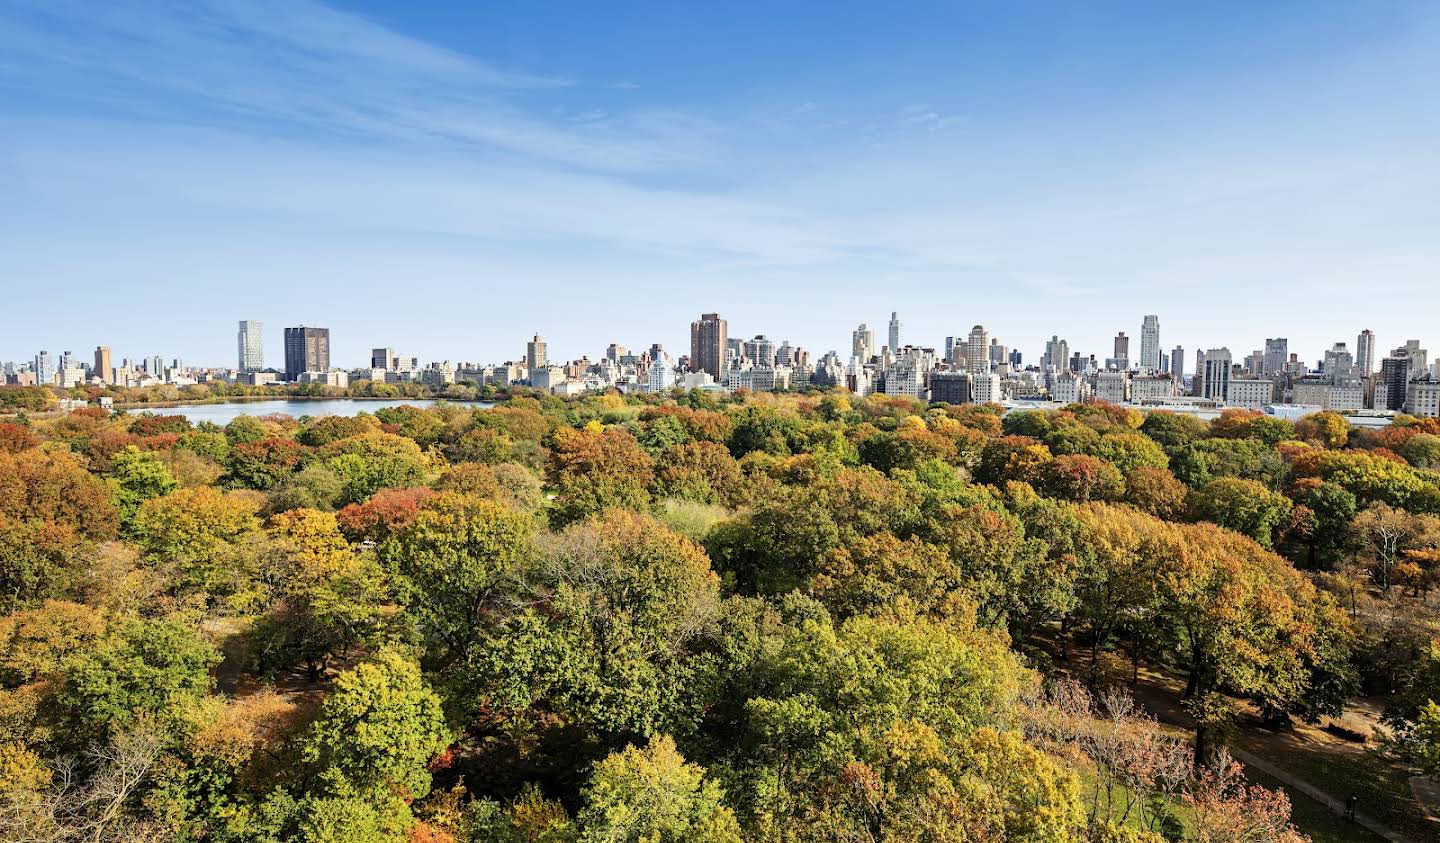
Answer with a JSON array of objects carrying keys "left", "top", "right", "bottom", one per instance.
[
  {"left": 1, "top": 311, "right": 1414, "bottom": 378},
  {"left": 2, "top": 2, "right": 1438, "bottom": 364}
]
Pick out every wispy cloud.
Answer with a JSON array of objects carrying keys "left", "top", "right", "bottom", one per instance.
[
  {"left": 0, "top": 0, "right": 713, "bottom": 173},
  {"left": 898, "top": 104, "right": 963, "bottom": 130}
]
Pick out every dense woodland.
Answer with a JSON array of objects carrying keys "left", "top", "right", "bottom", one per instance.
[{"left": 3, "top": 385, "right": 1440, "bottom": 842}]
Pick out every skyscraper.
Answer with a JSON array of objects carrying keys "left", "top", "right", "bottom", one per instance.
[
  {"left": 1043, "top": 336, "right": 1070, "bottom": 372},
  {"left": 851, "top": 323, "right": 876, "bottom": 361},
  {"left": 1263, "top": 338, "right": 1288, "bottom": 376},
  {"left": 1139, "top": 315, "right": 1161, "bottom": 371},
  {"left": 690, "top": 313, "right": 728, "bottom": 379},
  {"left": 888, "top": 312, "right": 902, "bottom": 351},
  {"left": 283, "top": 326, "right": 330, "bottom": 380},
  {"left": 93, "top": 346, "right": 112, "bottom": 385},
  {"left": 1356, "top": 329, "right": 1376, "bottom": 377},
  {"left": 237, "top": 320, "right": 264, "bottom": 372},
  {"left": 965, "top": 325, "right": 988, "bottom": 372},
  {"left": 526, "top": 334, "right": 548, "bottom": 371},
  {"left": 1113, "top": 332, "right": 1130, "bottom": 368},
  {"left": 1380, "top": 356, "right": 1410, "bottom": 410},
  {"left": 33, "top": 350, "right": 53, "bottom": 386},
  {"left": 1170, "top": 346, "right": 1185, "bottom": 382},
  {"left": 371, "top": 348, "right": 395, "bottom": 370}
]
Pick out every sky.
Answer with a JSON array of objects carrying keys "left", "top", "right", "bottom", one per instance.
[{"left": 1, "top": 0, "right": 1437, "bottom": 370}]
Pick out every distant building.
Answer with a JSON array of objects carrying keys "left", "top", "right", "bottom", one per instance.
[
  {"left": 1051, "top": 371, "right": 1084, "bottom": 403},
  {"left": 743, "top": 335, "right": 776, "bottom": 367},
  {"left": 929, "top": 371, "right": 973, "bottom": 405},
  {"left": 93, "top": 346, "right": 113, "bottom": 385},
  {"left": 1139, "top": 315, "right": 1161, "bottom": 371},
  {"left": 1200, "top": 348, "right": 1232, "bottom": 401},
  {"left": 1112, "top": 332, "right": 1130, "bottom": 370},
  {"left": 647, "top": 352, "right": 676, "bottom": 393},
  {"left": 1170, "top": 345, "right": 1185, "bottom": 383},
  {"left": 1042, "top": 336, "right": 1070, "bottom": 372},
  {"left": 238, "top": 320, "right": 264, "bottom": 372},
  {"left": 1293, "top": 379, "right": 1364, "bottom": 411},
  {"left": 283, "top": 326, "right": 330, "bottom": 381},
  {"left": 851, "top": 323, "right": 876, "bottom": 361},
  {"left": 371, "top": 348, "right": 396, "bottom": 370},
  {"left": 1131, "top": 374, "right": 1176, "bottom": 402},
  {"left": 690, "top": 313, "right": 728, "bottom": 379},
  {"left": 1356, "top": 329, "right": 1376, "bottom": 377},
  {"left": 888, "top": 312, "right": 902, "bottom": 352},
  {"left": 33, "top": 351, "right": 53, "bottom": 386},
  {"left": 1380, "top": 357, "right": 1410, "bottom": 410},
  {"left": 1094, "top": 371, "right": 1129, "bottom": 403},
  {"left": 1226, "top": 378, "right": 1275, "bottom": 409},
  {"left": 526, "top": 334, "right": 548, "bottom": 371},
  {"left": 972, "top": 372, "right": 1002, "bottom": 403},
  {"left": 965, "top": 325, "right": 988, "bottom": 372},
  {"left": 1406, "top": 380, "right": 1440, "bottom": 418},
  {"left": 298, "top": 369, "right": 347, "bottom": 388},
  {"left": 1263, "top": 338, "right": 1288, "bottom": 377}
]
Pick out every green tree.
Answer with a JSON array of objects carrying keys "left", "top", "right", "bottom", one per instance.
[
  {"left": 0, "top": 518, "right": 91, "bottom": 611},
  {"left": 109, "top": 445, "right": 178, "bottom": 530},
  {"left": 132, "top": 486, "right": 260, "bottom": 572},
  {"left": 1139, "top": 411, "right": 1209, "bottom": 454},
  {"left": 479, "top": 510, "right": 723, "bottom": 737},
  {"left": 1188, "top": 477, "right": 1292, "bottom": 548},
  {"left": 576, "top": 735, "right": 741, "bottom": 843},
  {"left": 55, "top": 615, "right": 220, "bottom": 746},
  {"left": 379, "top": 493, "right": 535, "bottom": 665},
  {"left": 299, "top": 650, "right": 450, "bottom": 839},
  {"left": 321, "top": 432, "right": 430, "bottom": 505}
]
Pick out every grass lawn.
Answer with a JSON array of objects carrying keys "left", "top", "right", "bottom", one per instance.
[{"left": 1241, "top": 766, "right": 1387, "bottom": 843}]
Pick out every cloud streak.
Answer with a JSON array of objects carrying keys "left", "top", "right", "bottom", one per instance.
[{"left": 0, "top": 0, "right": 720, "bottom": 173}]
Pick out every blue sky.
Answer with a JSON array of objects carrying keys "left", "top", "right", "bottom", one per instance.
[{"left": 1, "top": 1, "right": 1437, "bottom": 369}]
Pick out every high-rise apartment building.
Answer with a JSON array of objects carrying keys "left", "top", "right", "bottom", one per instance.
[
  {"left": 1170, "top": 346, "right": 1185, "bottom": 382},
  {"left": 989, "top": 339, "right": 1008, "bottom": 371},
  {"left": 744, "top": 335, "right": 777, "bottom": 367},
  {"left": 33, "top": 350, "right": 53, "bottom": 386},
  {"left": 1263, "top": 338, "right": 1288, "bottom": 376},
  {"left": 283, "top": 326, "right": 330, "bottom": 380},
  {"left": 1042, "top": 336, "right": 1070, "bottom": 372},
  {"left": 888, "top": 312, "right": 902, "bottom": 352},
  {"left": 690, "top": 313, "right": 728, "bottom": 379},
  {"left": 1356, "top": 329, "right": 1376, "bottom": 377},
  {"left": 93, "top": 346, "right": 112, "bottom": 385},
  {"left": 1113, "top": 332, "right": 1130, "bottom": 363},
  {"left": 237, "top": 320, "right": 264, "bottom": 372},
  {"left": 1395, "top": 341, "right": 1428, "bottom": 380},
  {"left": 1380, "top": 357, "right": 1410, "bottom": 410},
  {"left": 852, "top": 323, "right": 876, "bottom": 361},
  {"left": 965, "top": 325, "right": 988, "bottom": 372},
  {"left": 526, "top": 334, "right": 547, "bottom": 371},
  {"left": 1139, "top": 315, "right": 1161, "bottom": 371}
]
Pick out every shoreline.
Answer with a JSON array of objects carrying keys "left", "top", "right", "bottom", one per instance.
[{"left": 109, "top": 394, "right": 456, "bottom": 411}]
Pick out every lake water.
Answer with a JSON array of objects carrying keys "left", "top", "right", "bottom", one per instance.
[{"left": 134, "top": 398, "right": 494, "bottom": 426}]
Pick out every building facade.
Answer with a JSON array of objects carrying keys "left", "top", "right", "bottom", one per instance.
[
  {"left": 689, "top": 313, "right": 728, "bottom": 379},
  {"left": 283, "top": 326, "right": 330, "bottom": 380},
  {"left": 237, "top": 320, "right": 264, "bottom": 372},
  {"left": 1139, "top": 315, "right": 1161, "bottom": 371}
]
